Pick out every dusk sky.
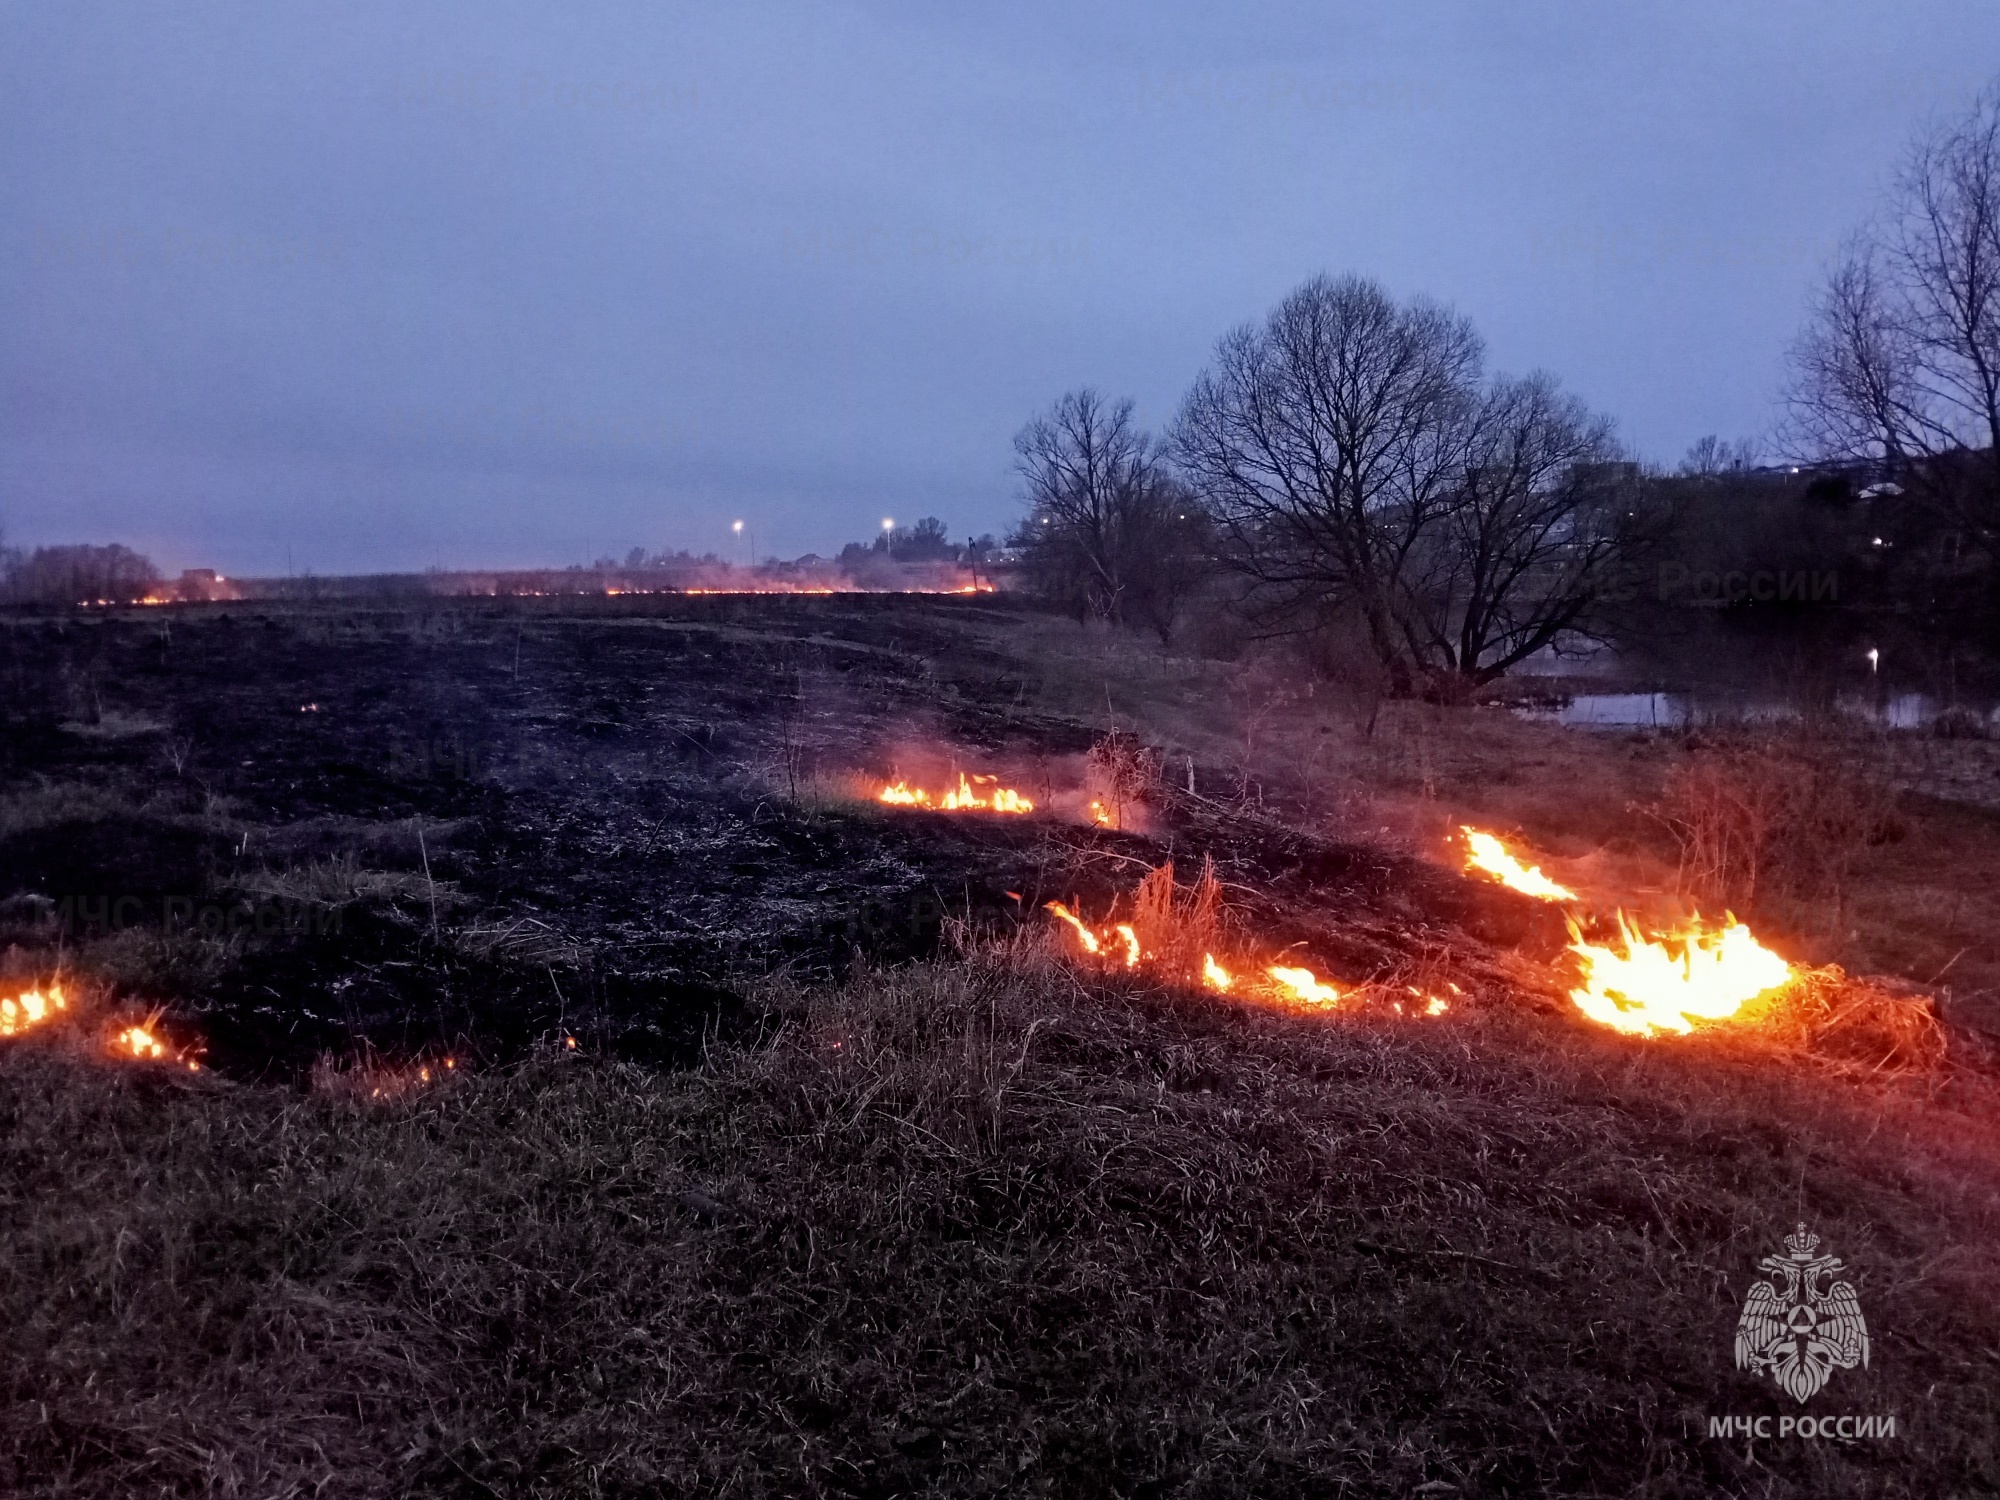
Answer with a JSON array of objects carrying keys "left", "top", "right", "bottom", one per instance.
[{"left": 4, "top": 2, "right": 1997, "bottom": 576}]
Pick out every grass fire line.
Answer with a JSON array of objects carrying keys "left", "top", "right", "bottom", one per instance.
[
  {"left": 877, "top": 771, "right": 1035, "bottom": 813},
  {"left": 1043, "top": 863, "right": 1452, "bottom": 1018},
  {"left": 1042, "top": 831, "right": 1798, "bottom": 1039},
  {"left": 1, "top": 982, "right": 206, "bottom": 1072}
]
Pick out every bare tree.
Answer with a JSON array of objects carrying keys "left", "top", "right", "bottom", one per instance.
[
  {"left": 2, "top": 543, "right": 161, "bottom": 607},
  {"left": 1679, "top": 434, "right": 1760, "bottom": 476},
  {"left": 1120, "top": 474, "right": 1213, "bottom": 645},
  {"left": 1011, "top": 389, "right": 1167, "bottom": 625},
  {"left": 1788, "top": 85, "right": 2000, "bottom": 554},
  {"left": 1184, "top": 274, "right": 1592, "bottom": 696},
  {"left": 1398, "top": 373, "right": 1633, "bottom": 693}
]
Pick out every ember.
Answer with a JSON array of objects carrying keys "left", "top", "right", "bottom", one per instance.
[
  {"left": 876, "top": 771, "right": 1035, "bottom": 813},
  {"left": 1566, "top": 912, "right": 1794, "bottom": 1037},
  {"left": 1461, "top": 826, "right": 1576, "bottom": 902}
]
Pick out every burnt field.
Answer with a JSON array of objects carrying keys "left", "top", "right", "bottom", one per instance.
[
  {"left": 5, "top": 595, "right": 2000, "bottom": 1498},
  {"left": 0, "top": 594, "right": 1546, "bottom": 1081}
]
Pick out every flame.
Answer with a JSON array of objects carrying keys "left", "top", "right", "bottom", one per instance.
[
  {"left": 1268, "top": 966, "right": 1342, "bottom": 1007},
  {"left": 877, "top": 771, "right": 1034, "bottom": 814},
  {"left": 109, "top": 1011, "right": 203, "bottom": 1069},
  {"left": 1462, "top": 827, "right": 1576, "bottom": 902},
  {"left": 114, "top": 1025, "right": 166, "bottom": 1060},
  {"left": 1566, "top": 913, "right": 1793, "bottom": 1036},
  {"left": 1045, "top": 896, "right": 1356, "bottom": 1014},
  {"left": 1045, "top": 901, "right": 1101, "bottom": 955},
  {"left": 0, "top": 983, "right": 66, "bottom": 1038}
]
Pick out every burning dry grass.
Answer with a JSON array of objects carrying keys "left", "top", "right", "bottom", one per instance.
[
  {"left": 876, "top": 771, "right": 1037, "bottom": 814},
  {"left": 1746, "top": 966, "right": 1955, "bottom": 1074},
  {"left": 3, "top": 956, "right": 1998, "bottom": 1497},
  {"left": 0, "top": 975, "right": 205, "bottom": 1074}
]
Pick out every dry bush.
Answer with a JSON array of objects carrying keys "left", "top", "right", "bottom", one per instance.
[
  {"left": 1124, "top": 859, "right": 1226, "bottom": 985},
  {"left": 1647, "top": 733, "right": 1902, "bottom": 914},
  {"left": 1085, "top": 729, "right": 1161, "bottom": 828},
  {"left": 1930, "top": 704, "right": 1990, "bottom": 740}
]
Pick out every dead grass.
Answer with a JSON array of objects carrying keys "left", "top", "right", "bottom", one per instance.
[
  {"left": 233, "top": 853, "right": 445, "bottom": 911},
  {"left": 1645, "top": 733, "right": 1905, "bottom": 916},
  {"left": 5, "top": 954, "right": 1999, "bottom": 1497}
]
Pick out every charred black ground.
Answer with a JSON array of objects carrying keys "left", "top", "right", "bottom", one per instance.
[{"left": 0, "top": 595, "right": 1556, "bottom": 1081}]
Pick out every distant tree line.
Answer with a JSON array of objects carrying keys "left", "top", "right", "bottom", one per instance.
[
  {"left": 0, "top": 544, "right": 160, "bottom": 607},
  {"left": 1010, "top": 81, "right": 2000, "bottom": 699}
]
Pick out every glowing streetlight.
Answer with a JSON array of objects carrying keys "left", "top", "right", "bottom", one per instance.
[
  {"left": 732, "top": 520, "right": 744, "bottom": 535},
  {"left": 882, "top": 517, "right": 895, "bottom": 532},
  {"left": 1866, "top": 647, "right": 1880, "bottom": 672}
]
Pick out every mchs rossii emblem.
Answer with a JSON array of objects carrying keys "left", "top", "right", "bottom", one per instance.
[{"left": 1734, "top": 1223, "right": 1870, "bottom": 1403}]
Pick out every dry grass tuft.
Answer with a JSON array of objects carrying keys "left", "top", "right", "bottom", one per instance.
[
  {"left": 1125, "top": 858, "right": 1226, "bottom": 985},
  {"left": 234, "top": 854, "right": 442, "bottom": 911},
  {"left": 1753, "top": 967, "right": 1953, "bottom": 1074}
]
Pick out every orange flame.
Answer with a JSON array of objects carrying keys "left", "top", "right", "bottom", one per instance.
[
  {"left": 1566, "top": 913, "right": 1793, "bottom": 1036},
  {"left": 1045, "top": 901, "right": 1101, "bottom": 955},
  {"left": 110, "top": 1021, "right": 201, "bottom": 1069},
  {"left": 1044, "top": 897, "right": 1358, "bottom": 1015},
  {"left": 0, "top": 983, "right": 66, "bottom": 1038},
  {"left": 1461, "top": 827, "right": 1576, "bottom": 902},
  {"left": 1267, "top": 965, "right": 1342, "bottom": 1007},
  {"left": 878, "top": 772, "right": 1035, "bottom": 814},
  {"left": 113, "top": 1025, "right": 166, "bottom": 1060}
]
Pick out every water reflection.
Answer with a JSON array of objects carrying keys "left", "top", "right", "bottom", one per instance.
[{"left": 1522, "top": 691, "right": 1997, "bottom": 731}]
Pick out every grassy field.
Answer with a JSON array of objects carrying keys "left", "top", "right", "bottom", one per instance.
[{"left": 4, "top": 597, "right": 1999, "bottom": 1497}]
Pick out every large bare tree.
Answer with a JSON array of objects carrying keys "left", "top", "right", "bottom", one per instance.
[
  {"left": 1788, "top": 85, "right": 2000, "bottom": 555},
  {"left": 1399, "top": 373, "right": 1631, "bottom": 691},
  {"left": 1173, "top": 273, "right": 1624, "bottom": 694},
  {"left": 1172, "top": 274, "right": 1482, "bottom": 692}
]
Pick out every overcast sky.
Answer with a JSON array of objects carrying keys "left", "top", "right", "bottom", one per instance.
[{"left": 3, "top": 2, "right": 1997, "bottom": 575}]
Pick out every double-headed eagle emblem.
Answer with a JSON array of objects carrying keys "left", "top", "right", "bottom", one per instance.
[{"left": 1734, "top": 1223, "right": 1870, "bottom": 1403}]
